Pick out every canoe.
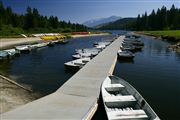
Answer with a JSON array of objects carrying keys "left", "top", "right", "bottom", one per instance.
[{"left": 101, "top": 75, "right": 160, "bottom": 120}]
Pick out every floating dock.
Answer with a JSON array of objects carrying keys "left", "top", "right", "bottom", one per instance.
[{"left": 1, "top": 36, "right": 125, "bottom": 120}]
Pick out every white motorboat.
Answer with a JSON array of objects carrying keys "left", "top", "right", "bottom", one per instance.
[
  {"left": 15, "top": 45, "right": 31, "bottom": 53},
  {"left": 95, "top": 44, "right": 106, "bottom": 50},
  {"left": 30, "top": 42, "right": 48, "bottom": 49},
  {"left": 93, "top": 41, "right": 111, "bottom": 46},
  {"left": 72, "top": 53, "right": 93, "bottom": 59},
  {"left": 64, "top": 57, "right": 91, "bottom": 71},
  {"left": 4, "top": 49, "right": 20, "bottom": 56},
  {"left": 0, "top": 51, "right": 9, "bottom": 60},
  {"left": 75, "top": 48, "right": 100, "bottom": 56}
]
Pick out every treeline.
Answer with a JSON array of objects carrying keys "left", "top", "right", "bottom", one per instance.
[
  {"left": 0, "top": 1, "right": 87, "bottom": 36},
  {"left": 99, "top": 4, "right": 180, "bottom": 31},
  {"left": 136, "top": 5, "right": 180, "bottom": 30}
]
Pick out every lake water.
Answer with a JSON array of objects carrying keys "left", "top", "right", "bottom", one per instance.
[{"left": 0, "top": 31, "right": 180, "bottom": 120}]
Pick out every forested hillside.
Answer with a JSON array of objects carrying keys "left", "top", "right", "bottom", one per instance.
[
  {"left": 98, "top": 18, "right": 136, "bottom": 30},
  {"left": 0, "top": 1, "right": 87, "bottom": 36},
  {"left": 136, "top": 5, "right": 180, "bottom": 30},
  {"left": 99, "top": 5, "right": 180, "bottom": 31}
]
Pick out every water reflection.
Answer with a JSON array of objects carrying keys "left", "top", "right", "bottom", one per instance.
[
  {"left": 117, "top": 59, "right": 134, "bottom": 64},
  {"left": 114, "top": 35, "right": 180, "bottom": 120}
]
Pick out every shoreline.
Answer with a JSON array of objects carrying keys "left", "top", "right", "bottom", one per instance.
[
  {"left": 0, "top": 33, "right": 109, "bottom": 50},
  {"left": 135, "top": 31, "right": 180, "bottom": 53},
  {"left": 0, "top": 75, "right": 41, "bottom": 114},
  {"left": 0, "top": 37, "right": 42, "bottom": 50}
]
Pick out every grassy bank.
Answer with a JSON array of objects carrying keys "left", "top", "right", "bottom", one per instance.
[{"left": 138, "top": 30, "right": 180, "bottom": 42}]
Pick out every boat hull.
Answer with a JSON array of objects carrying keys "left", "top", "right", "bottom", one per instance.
[
  {"left": 118, "top": 55, "right": 134, "bottom": 60},
  {"left": 101, "top": 76, "right": 160, "bottom": 120},
  {"left": 64, "top": 64, "right": 80, "bottom": 72}
]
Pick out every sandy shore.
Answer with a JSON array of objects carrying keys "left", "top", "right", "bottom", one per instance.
[
  {"left": 0, "top": 33, "right": 109, "bottom": 50},
  {"left": 0, "top": 75, "right": 40, "bottom": 114},
  {"left": 0, "top": 37, "right": 42, "bottom": 50}
]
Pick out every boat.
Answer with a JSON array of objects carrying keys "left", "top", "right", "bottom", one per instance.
[
  {"left": 64, "top": 57, "right": 91, "bottom": 71},
  {"left": 132, "top": 34, "right": 141, "bottom": 38},
  {"left": 120, "top": 45, "right": 136, "bottom": 52},
  {"left": 95, "top": 44, "right": 106, "bottom": 50},
  {"left": 4, "top": 49, "right": 20, "bottom": 57},
  {"left": 59, "top": 40, "right": 69, "bottom": 44},
  {"left": 72, "top": 53, "right": 93, "bottom": 59},
  {"left": 132, "top": 41, "right": 144, "bottom": 46},
  {"left": 15, "top": 45, "right": 31, "bottom": 53},
  {"left": 122, "top": 43, "right": 143, "bottom": 51},
  {"left": 124, "top": 39, "right": 144, "bottom": 46},
  {"left": 35, "top": 42, "right": 48, "bottom": 48},
  {"left": 0, "top": 51, "right": 9, "bottom": 60},
  {"left": 101, "top": 75, "right": 160, "bottom": 120},
  {"left": 75, "top": 48, "right": 100, "bottom": 56},
  {"left": 117, "top": 50, "right": 135, "bottom": 59},
  {"left": 30, "top": 42, "right": 48, "bottom": 49},
  {"left": 93, "top": 41, "right": 111, "bottom": 46},
  {"left": 47, "top": 41, "right": 55, "bottom": 47},
  {"left": 134, "top": 45, "right": 143, "bottom": 51},
  {"left": 53, "top": 40, "right": 69, "bottom": 44},
  {"left": 29, "top": 44, "right": 38, "bottom": 49}
]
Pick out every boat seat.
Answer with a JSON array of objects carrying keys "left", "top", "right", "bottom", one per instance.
[
  {"left": 105, "top": 83, "right": 125, "bottom": 92},
  {"left": 108, "top": 109, "right": 148, "bottom": 120},
  {"left": 105, "top": 95, "right": 136, "bottom": 107}
]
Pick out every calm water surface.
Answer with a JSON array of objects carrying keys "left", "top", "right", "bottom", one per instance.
[{"left": 0, "top": 32, "right": 180, "bottom": 120}]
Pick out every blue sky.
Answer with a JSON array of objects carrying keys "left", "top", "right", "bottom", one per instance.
[{"left": 2, "top": 0, "right": 180, "bottom": 23}]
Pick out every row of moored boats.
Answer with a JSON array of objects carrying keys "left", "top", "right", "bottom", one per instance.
[
  {"left": 117, "top": 34, "right": 144, "bottom": 60},
  {"left": 0, "top": 39, "right": 68, "bottom": 60},
  {"left": 64, "top": 38, "right": 116, "bottom": 71}
]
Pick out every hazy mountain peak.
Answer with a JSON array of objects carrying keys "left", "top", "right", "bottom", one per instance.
[{"left": 83, "top": 16, "right": 121, "bottom": 28}]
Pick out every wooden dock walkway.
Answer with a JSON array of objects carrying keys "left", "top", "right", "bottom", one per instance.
[{"left": 1, "top": 36, "right": 124, "bottom": 120}]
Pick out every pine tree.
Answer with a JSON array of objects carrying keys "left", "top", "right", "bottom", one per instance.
[
  {"left": 136, "top": 14, "right": 141, "bottom": 30},
  {"left": 24, "top": 7, "right": 34, "bottom": 30}
]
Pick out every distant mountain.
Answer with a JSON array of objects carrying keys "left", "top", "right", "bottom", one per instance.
[
  {"left": 83, "top": 16, "right": 122, "bottom": 28},
  {"left": 98, "top": 17, "right": 137, "bottom": 30}
]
